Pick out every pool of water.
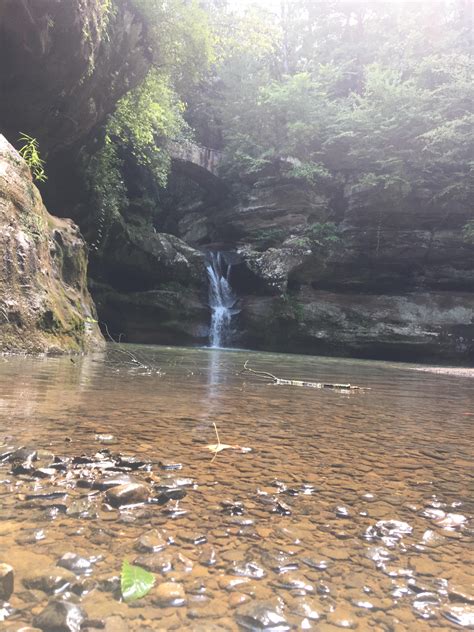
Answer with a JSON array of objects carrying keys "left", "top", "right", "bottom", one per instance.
[{"left": 0, "top": 345, "right": 473, "bottom": 630}]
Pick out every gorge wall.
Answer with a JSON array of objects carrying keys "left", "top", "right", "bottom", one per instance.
[
  {"left": 0, "top": 135, "right": 103, "bottom": 353},
  {"left": 0, "top": 1, "right": 472, "bottom": 362}
]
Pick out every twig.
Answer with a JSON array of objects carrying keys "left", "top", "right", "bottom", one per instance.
[
  {"left": 101, "top": 321, "right": 149, "bottom": 370},
  {"left": 242, "top": 360, "right": 368, "bottom": 391}
]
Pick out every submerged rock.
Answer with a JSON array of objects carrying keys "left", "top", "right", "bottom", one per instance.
[
  {"left": 0, "top": 563, "right": 14, "bottom": 600},
  {"left": 236, "top": 601, "right": 290, "bottom": 631},
  {"left": 33, "top": 600, "right": 85, "bottom": 632},
  {"left": 57, "top": 553, "right": 93, "bottom": 575},
  {"left": 153, "top": 581, "right": 186, "bottom": 607},
  {"left": 442, "top": 604, "right": 474, "bottom": 628},
  {"left": 105, "top": 483, "right": 149, "bottom": 507},
  {"left": 229, "top": 561, "right": 267, "bottom": 579}
]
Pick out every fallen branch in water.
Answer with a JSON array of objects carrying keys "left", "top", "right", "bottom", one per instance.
[{"left": 241, "top": 360, "right": 368, "bottom": 391}]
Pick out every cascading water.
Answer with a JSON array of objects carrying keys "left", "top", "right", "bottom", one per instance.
[{"left": 206, "top": 251, "right": 238, "bottom": 348}]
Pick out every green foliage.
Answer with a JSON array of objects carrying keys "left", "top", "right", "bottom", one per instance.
[
  {"left": 252, "top": 227, "right": 287, "bottom": 250},
  {"left": 108, "top": 71, "right": 190, "bottom": 187},
  {"left": 86, "top": 71, "right": 190, "bottom": 247},
  {"left": 129, "top": 0, "right": 215, "bottom": 87},
  {"left": 193, "top": 0, "right": 473, "bottom": 233},
  {"left": 304, "top": 222, "right": 340, "bottom": 248},
  {"left": 18, "top": 134, "right": 47, "bottom": 182},
  {"left": 279, "top": 293, "right": 304, "bottom": 323},
  {"left": 121, "top": 561, "right": 155, "bottom": 602}
]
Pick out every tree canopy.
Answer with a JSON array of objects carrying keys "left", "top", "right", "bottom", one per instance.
[{"left": 86, "top": 0, "right": 473, "bottom": 242}]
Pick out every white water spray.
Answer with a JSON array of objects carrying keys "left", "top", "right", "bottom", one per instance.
[{"left": 206, "top": 251, "right": 238, "bottom": 348}]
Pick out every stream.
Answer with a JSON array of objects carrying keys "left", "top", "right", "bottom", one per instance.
[{"left": 0, "top": 345, "right": 473, "bottom": 630}]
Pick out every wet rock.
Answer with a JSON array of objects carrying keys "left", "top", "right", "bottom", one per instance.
[
  {"left": 287, "top": 596, "right": 323, "bottom": 620},
  {"left": 199, "top": 545, "right": 217, "bottom": 567},
  {"left": 33, "top": 600, "right": 85, "bottom": 632},
  {"left": 134, "top": 553, "right": 173, "bottom": 574},
  {"left": 229, "top": 592, "right": 251, "bottom": 608},
  {"left": 178, "top": 530, "right": 207, "bottom": 545},
  {"left": 262, "top": 551, "right": 298, "bottom": 573},
  {"left": 32, "top": 468, "right": 57, "bottom": 479},
  {"left": 153, "top": 488, "right": 187, "bottom": 504},
  {"left": 116, "top": 456, "right": 149, "bottom": 471},
  {"left": 272, "top": 500, "right": 292, "bottom": 516},
  {"left": 23, "top": 569, "right": 76, "bottom": 595},
  {"left": 319, "top": 546, "right": 350, "bottom": 561},
  {"left": 442, "top": 604, "right": 474, "bottom": 627},
  {"left": 327, "top": 606, "right": 359, "bottom": 628},
  {"left": 93, "top": 474, "right": 138, "bottom": 491},
  {"left": 221, "top": 500, "right": 245, "bottom": 515},
  {"left": 229, "top": 561, "right": 267, "bottom": 579},
  {"left": 57, "top": 553, "right": 93, "bottom": 575},
  {"left": 365, "top": 520, "right": 413, "bottom": 541},
  {"left": 156, "top": 477, "right": 194, "bottom": 490},
  {"left": 65, "top": 499, "right": 97, "bottom": 518},
  {"left": 97, "top": 575, "right": 120, "bottom": 593},
  {"left": 0, "top": 564, "right": 14, "bottom": 600},
  {"left": 236, "top": 601, "right": 290, "bottom": 631},
  {"left": 421, "top": 530, "right": 446, "bottom": 548},
  {"left": 135, "top": 530, "right": 168, "bottom": 553},
  {"left": 448, "top": 584, "right": 474, "bottom": 604},
  {"left": 173, "top": 552, "right": 194, "bottom": 573},
  {"left": 433, "top": 513, "right": 467, "bottom": 530},
  {"left": 218, "top": 576, "right": 251, "bottom": 592},
  {"left": 302, "top": 558, "right": 328, "bottom": 571},
  {"left": 412, "top": 591, "right": 441, "bottom": 619},
  {"left": 274, "top": 573, "right": 314, "bottom": 593},
  {"left": 161, "top": 501, "right": 188, "bottom": 518},
  {"left": 105, "top": 483, "right": 149, "bottom": 507},
  {"left": 8, "top": 448, "right": 38, "bottom": 463},
  {"left": 159, "top": 461, "right": 182, "bottom": 471},
  {"left": 15, "top": 529, "right": 46, "bottom": 544},
  {"left": 153, "top": 581, "right": 186, "bottom": 606}
]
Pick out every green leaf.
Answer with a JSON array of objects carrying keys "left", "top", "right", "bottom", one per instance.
[{"left": 121, "top": 560, "right": 155, "bottom": 602}]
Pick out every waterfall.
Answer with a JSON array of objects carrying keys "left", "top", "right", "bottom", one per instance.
[{"left": 206, "top": 251, "right": 238, "bottom": 348}]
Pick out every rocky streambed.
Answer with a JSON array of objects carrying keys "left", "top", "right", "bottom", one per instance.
[{"left": 0, "top": 346, "right": 473, "bottom": 631}]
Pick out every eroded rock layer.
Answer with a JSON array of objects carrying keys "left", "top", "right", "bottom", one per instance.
[{"left": 0, "top": 135, "right": 104, "bottom": 353}]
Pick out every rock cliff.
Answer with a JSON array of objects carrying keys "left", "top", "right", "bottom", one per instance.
[
  {"left": 0, "top": 0, "right": 150, "bottom": 155},
  {"left": 169, "top": 170, "right": 474, "bottom": 362},
  {"left": 0, "top": 135, "right": 103, "bottom": 353}
]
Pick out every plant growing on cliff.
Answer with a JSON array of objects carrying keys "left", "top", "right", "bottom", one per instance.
[{"left": 18, "top": 134, "right": 47, "bottom": 182}]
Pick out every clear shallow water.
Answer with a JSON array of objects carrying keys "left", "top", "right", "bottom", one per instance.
[{"left": 0, "top": 345, "right": 473, "bottom": 630}]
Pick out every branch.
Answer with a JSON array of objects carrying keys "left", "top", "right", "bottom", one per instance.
[{"left": 241, "top": 360, "right": 368, "bottom": 391}]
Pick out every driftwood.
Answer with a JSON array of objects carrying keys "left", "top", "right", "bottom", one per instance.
[{"left": 242, "top": 360, "right": 368, "bottom": 391}]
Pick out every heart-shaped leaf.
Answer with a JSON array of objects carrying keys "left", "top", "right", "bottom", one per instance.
[{"left": 121, "top": 560, "right": 155, "bottom": 602}]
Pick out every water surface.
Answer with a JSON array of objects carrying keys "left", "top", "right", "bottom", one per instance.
[{"left": 0, "top": 345, "right": 473, "bottom": 630}]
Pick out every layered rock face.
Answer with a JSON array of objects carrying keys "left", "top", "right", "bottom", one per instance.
[
  {"left": 0, "top": 135, "right": 103, "bottom": 353},
  {"left": 171, "top": 172, "right": 474, "bottom": 362},
  {"left": 89, "top": 218, "right": 210, "bottom": 345}
]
